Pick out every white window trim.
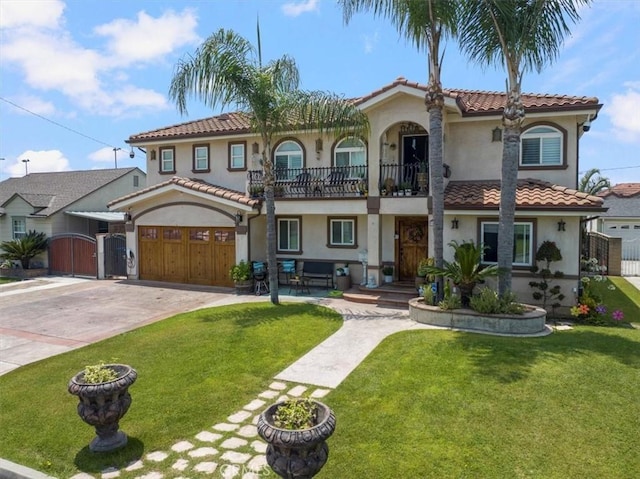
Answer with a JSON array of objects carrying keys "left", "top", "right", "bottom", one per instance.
[
  {"left": 160, "top": 148, "right": 175, "bottom": 172},
  {"left": 274, "top": 141, "right": 303, "bottom": 180},
  {"left": 520, "top": 126, "right": 563, "bottom": 166},
  {"left": 480, "top": 221, "right": 534, "bottom": 267},
  {"left": 12, "top": 217, "right": 26, "bottom": 239},
  {"left": 230, "top": 143, "right": 245, "bottom": 169},
  {"left": 194, "top": 145, "right": 209, "bottom": 171},
  {"left": 329, "top": 218, "right": 355, "bottom": 246},
  {"left": 277, "top": 218, "right": 300, "bottom": 252}
]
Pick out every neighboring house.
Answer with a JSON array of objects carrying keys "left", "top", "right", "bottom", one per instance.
[
  {"left": 109, "top": 78, "right": 604, "bottom": 304},
  {"left": 591, "top": 183, "right": 640, "bottom": 261},
  {"left": 0, "top": 168, "right": 146, "bottom": 269}
]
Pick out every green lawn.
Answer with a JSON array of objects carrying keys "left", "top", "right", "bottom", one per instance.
[
  {"left": 1, "top": 301, "right": 639, "bottom": 478},
  {"left": 0, "top": 303, "right": 342, "bottom": 477},
  {"left": 0, "top": 277, "right": 19, "bottom": 284}
]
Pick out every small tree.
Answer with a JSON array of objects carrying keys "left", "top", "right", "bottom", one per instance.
[
  {"left": 0, "top": 230, "right": 48, "bottom": 269},
  {"left": 529, "top": 240, "right": 565, "bottom": 316}
]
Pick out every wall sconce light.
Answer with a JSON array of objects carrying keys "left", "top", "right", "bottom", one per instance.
[
  {"left": 389, "top": 143, "right": 396, "bottom": 150},
  {"left": 492, "top": 127, "right": 502, "bottom": 142},
  {"left": 125, "top": 212, "right": 132, "bottom": 222},
  {"left": 235, "top": 212, "right": 243, "bottom": 226},
  {"left": 252, "top": 142, "right": 260, "bottom": 155},
  {"left": 150, "top": 149, "right": 156, "bottom": 161},
  {"left": 557, "top": 219, "right": 566, "bottom": 232},
  {"left": 315, "top": 138, "right": 323, "bottom": 153},
  {"left": 451, "top": 218, "right": 459, "bottom": 229}
]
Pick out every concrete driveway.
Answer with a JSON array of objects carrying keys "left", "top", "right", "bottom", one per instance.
[{"left": 0, "top": 276, "right": 236, "bottom": 376}]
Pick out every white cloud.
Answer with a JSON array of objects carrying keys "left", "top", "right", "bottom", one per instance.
[
  {"left": 0, "top": 0, "right": 65, "bottom": 29},
  {"left": 95, "top": 9, "right": 200, "bottom": 67},
  {"left": 607, "top": 86, "right": 640, "bottom": 143},
  {"left": 88, "top": 147, "right": 125, "bottom": 165},
  {"left": 8, "top": 150, "right": 71, "bottom": 177},
  {"left": 362, "top": 32, "right": 379, "bottom": 54},
  {"left": 281, "top": 0, "right": 319, "bottom": 17},
  {"left": 1, "top": 4, "right": 193, "bottom": 117},
  {"left": 12, "top": 94, "right": 56, "bottom": 116}
]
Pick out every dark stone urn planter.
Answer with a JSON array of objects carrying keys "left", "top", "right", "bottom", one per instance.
[
  {"left": 68, "top": 364, "right": 137, "bottom": 452},
  {"left": 257, "top": 400, "right": 336, "bottom": 479}
]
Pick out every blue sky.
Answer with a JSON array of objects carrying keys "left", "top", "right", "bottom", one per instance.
[{"left": 1, "top": 0, "right": 639, "bottom": 185}]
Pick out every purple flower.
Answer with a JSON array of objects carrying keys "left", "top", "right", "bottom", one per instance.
[
  {"left": 612, "top": 310, "right": 624, "bottom": 321},
  {"left": 596, "top": 305, "right": 607, "bottom": 315}
]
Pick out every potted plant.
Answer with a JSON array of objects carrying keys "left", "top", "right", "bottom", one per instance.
[
  {"left": 382, "top": 265, "right": 394, "bottom": 283},
  {"left": 422, "top": 241, "right": 500, "bottom": 307},
  {"left": 249, "top": 184, "right": 264, "bottom": 198},
  {"left": 400, "top": 182, "right": 412, "bottom": 196},
  {"left": 257, "top": 397, "right": 336, "bottom": 478},
  {"left": 68, "top": 362, "right": 137, "bottom": 452},
  {"left": 417, "top": 161, "right": 428, "bottom": 193},
  {"left": 230, "top": 260, "right": 252, "bottom": 294}
]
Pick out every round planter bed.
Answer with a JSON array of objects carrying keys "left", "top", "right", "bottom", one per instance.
[{"left": 409, "top": 298, "right": 548, "bottom": 335}]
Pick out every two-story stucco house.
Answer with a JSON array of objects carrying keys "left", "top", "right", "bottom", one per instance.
[{"left": 109, "top": 78, "right": 604, "bottom": 304}]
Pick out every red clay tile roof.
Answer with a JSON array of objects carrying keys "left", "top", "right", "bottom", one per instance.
[
  {"left": 445, "top": 178, "right": 605, "bottom": 211},
  {"left": 128, "top": 78, "right": 601, "bottom": 143},
  {"left": 108, "top": 176, "right": 260, "bottom": 209},
  {"left": 354, "top": 77, "right": 601, "bottom": 116},
  {"left": 598, "top": 183, "right": 640, "bottom": 198}
]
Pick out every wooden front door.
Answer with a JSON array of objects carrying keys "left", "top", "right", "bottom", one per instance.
[{"left": 397, "top": 218, "right": 428, "bottom": 281}]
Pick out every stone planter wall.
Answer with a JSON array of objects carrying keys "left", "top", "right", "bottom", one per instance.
[
  {"left": 409, "top": 298, "right": 547, "bottom": 335},
  {"left": 0, "top": 267, "right": 48, "bottom": 279}
]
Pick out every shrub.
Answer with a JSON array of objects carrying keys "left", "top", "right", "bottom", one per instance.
[
  {"left": 273, "top": 398, "right": 317, "bottom": 430},
  {"left": 0, "top": 230, "right": 48, "bottom": 269},
  {"left": 229, "top": 260, "right": 251, "bottom": 281},
  {"left": 529, "top": 240, "right": 565, "bottom": 316},
  {"left": 469, "top": 288, "right": 524, "bottom": 315},
  {"left": 81, "top": 361, "right": 118, "bottom": 384}
]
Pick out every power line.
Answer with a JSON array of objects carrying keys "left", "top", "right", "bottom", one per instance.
[
  {"left": 0, "top": 96, "right": 121, "bottom": 149},
  {"left": 580, "top": 165, "right": 640, "bottom": 174}
]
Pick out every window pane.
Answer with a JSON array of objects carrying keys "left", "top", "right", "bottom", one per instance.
[
  {"left": 331, "top": 222, "right": 342, "bottom": 244},
  {"left": 541, "top": 137, "right": 561, "bottom": 164},
  {"left": 335, "top": 152, "right": 349, "bottom": 167},
  {"left": 161, "top": 149, "right": 174, "bottom": 171},
  {"left": 513, "top": 224, "right": 531, "bottom": 264},
  {"left": 231, "top": 144, "right": 244, "bottom": 169},
  {"left": 521, "top": 139, "right": 540, "bottom": 165},
  {"left": 12, "top": 217, "right": 26, "bottom": 239}
]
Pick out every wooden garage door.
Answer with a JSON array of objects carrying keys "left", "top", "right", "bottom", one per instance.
[{"left": 138, "top": 226, "right": 235, "bottom": 287}]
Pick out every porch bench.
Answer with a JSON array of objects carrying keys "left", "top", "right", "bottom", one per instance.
[{"left": 302, "top": 261, "right": 334, "bottom": 289}]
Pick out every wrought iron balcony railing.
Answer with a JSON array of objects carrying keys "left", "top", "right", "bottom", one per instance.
[
  {"left": 247, "top": 165, "right": 368, "bottom": 199},
  {"left": 379, "top": 162, "right": 429, "bottom": 196}
]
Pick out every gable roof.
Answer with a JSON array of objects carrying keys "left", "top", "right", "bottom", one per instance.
[
  {"left": 445, "top": 178, "right": 605, "bottom": 212},
  {"left": 0, "top": 168, "right": 141, "bottom": 217},
  {"left": 128, "top": 78, "right": 601, "bottom": 144},
  {"left": 596, "top": 183, "right": 640, "bottom": 218},
  {"left": 108, "top": 176, "right": 261, "bottom": 210},
  {"left": 598, "top": 183, "right": 640, "bottom": 198}
]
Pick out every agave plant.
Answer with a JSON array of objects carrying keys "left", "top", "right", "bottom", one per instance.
[
  {"left": 0, "top": 230, "right": 48, "bottom": 269},
  {"left": 423, "top": 240, "right": 499, "bottom": 306}
]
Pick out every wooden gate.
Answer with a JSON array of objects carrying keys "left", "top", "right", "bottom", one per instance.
[
  {"left": 49, "top": 234, "right": 97, "bottom": 277},
  {"left": 397, "top": 218, "right": 428, "bottom": 281},
  {"left": 104, "top": 234, "right": 127, "bottom": 277}
]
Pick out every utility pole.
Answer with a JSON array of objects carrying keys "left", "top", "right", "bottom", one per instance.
[{"left": 113, "top": 147, "right": 121, "bottom": 168}]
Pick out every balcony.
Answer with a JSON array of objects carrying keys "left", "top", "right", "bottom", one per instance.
[
  {"left": 379, "top": 162, "right": 429, "bottom": 196},
  {"left": 248, "top": 165, "right": 368, "bottom": 199},
  {"left": 246, "top": 162, "right": 429, "bottom": 199}
]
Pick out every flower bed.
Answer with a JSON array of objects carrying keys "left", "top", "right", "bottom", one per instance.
[{"left": 409, "top": 298, "right": 548, "bottom": 335}]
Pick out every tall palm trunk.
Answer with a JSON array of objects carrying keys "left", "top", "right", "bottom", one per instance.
[
  {"left": 426, "top": 86, "right": 444, "bottom": 296},
  {"left": 497, "top": 86, "right": 524, "bottom": 295},
  {"left": 261, "top": 139, "right": 280, "bottom": 304}
]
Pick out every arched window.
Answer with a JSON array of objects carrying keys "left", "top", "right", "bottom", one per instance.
[
  {"left": 520, "top": 126, "right": 563, "bottom": 166},
  {"left": 274, "top": 140, "right": 303, "bottom": 180},
  {"left": 334, "top": 137, "right": 366, "bottom": 178}
]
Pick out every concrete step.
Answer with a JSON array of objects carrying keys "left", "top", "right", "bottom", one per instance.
[{"left": 342, "top": 282, "right": 418, "bottom": 309}]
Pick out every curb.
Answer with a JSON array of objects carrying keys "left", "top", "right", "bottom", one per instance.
[{"left": 0, "top": 459, "right": 56, "bottom": 479}]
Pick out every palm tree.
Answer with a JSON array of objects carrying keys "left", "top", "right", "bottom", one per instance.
[
  {"left": 579, "top": 168, "right": 610, "bottom": 195},
  {"left": 0, "top": 230, "right": 48, "bottom": 269},
  {"left": 340, "top": 0, "right": 459, "bottom": 298},
  {"left": 169, "top": 28, "right": 369, "bottom": 304},
  {"left": 458, "top": 0, "right": 590, "bottom": 295}
]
